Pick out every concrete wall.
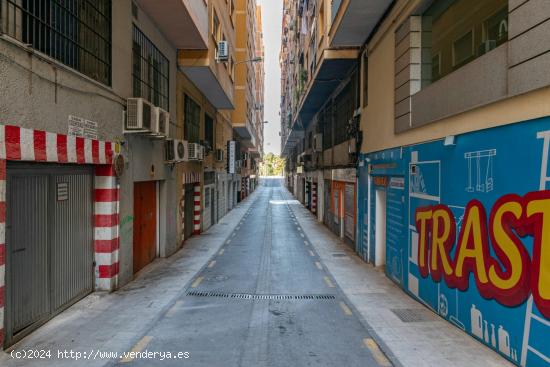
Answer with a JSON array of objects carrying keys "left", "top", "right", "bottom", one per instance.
[{"left": 1, "top": 0, "right": 180, "bottom": 288}]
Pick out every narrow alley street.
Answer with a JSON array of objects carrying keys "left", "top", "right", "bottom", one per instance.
[{"left": 1, "top": 179, "right": 511, "bottom": 367}]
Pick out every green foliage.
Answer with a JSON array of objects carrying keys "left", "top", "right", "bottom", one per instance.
[{"left": 259, "top": 153, "right": 285, "bottom": 176}]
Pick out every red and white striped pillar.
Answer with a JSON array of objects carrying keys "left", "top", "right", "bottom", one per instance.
[
  {"left": 193, "top": 183, "right": 201, "bottom": 235},
  {"left": 312, "top": 182, "right": 317, "bottom": 214},
  {"left": 0, "top": 159, "right": 6, "bottom": 346},
  {"left": 94, "top": 165, "right": 119, "bottom": 291}
]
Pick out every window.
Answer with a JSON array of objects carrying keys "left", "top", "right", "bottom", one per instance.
[
  {"left": 321, "top": 104, "right": 332, "bottom": 151},
  {"left": 333, "top": 82, "right": 353, "bottom": 146},
  {"left": 132, "top": 25, "right": 169, "bottom": 109},
  {"left": 184, "top": 95, "right": 200, "bottom": 143},
  {"left": 422, "top": 0, "right": 508, "bottom": 84},
  {"left": 204, "top": 113, "right": 214, "bottom": 151},
  {"left": 453, "top": 30, "right": 474, "bottom": 67},
  {"left": 432, "top": 53, "right": 441, "bottom": 81},
  {"left": 2, "top": 0, "right": 112, "bottom": 85},
  {"left": 362, "top": 54, "right": 368, "bottom": 107}
]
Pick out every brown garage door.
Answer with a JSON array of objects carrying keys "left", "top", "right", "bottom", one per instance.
[{"left": 133, "top": 181, "right": 157, "bottom": 274}]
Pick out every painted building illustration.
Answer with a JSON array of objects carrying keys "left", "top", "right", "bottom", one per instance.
[{"left": 358, "top": 116, "right": 550, "bottom": 366}]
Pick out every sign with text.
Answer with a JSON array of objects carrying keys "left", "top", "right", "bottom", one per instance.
[
  {"left": 227, "top": 141, "right": 236, "bottom": 174},
  {"left": 68, "top": 115, "right": 99, "bottom": 140}
]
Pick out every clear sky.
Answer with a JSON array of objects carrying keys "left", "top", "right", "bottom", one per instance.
[{"left": 258, "top": 0, "right": 282, "bottom": 155}]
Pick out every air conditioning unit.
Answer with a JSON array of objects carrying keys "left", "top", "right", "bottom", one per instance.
[
  {"left": 313, "top": 133, "right": 322, "bottom": 152},
  {"left": 188, "top": 142, "right": 204, "bottom": 161},
  {"left": 215, "top": 149, "right": 224, "bottom": 162},
  {"left": 165, "top": 139, "right": 188, "bottom": 162},
  {"left": 125, "top": 98, "right": 153, "bottom": 132},
  {"left": 152, "top": 107, "right": 170, "bottom": 137},
  {"left": 478, "top": 40, "right": 497, "bottom": 56},
  {"left": 217, "top": 41, "right": 229, "bottom": 62}
]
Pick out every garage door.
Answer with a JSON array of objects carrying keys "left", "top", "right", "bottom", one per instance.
[{"left": 6, "top": 164, "right": 93, "bottom": 345}]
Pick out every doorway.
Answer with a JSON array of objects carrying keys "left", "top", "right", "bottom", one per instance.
[
  {"left": 375, "top": 189, "right": 387, "bottom": 267},
  {"left": 133, "top": 181, "right": 157, "bottom": 274}
]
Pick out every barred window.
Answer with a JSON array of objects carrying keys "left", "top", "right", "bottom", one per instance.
[
  {"left": 132, "top": 25, "right": 169, "bottom": 110},
  {"left": 204, "top": 113, "right": 214, "bottom": 151},
  {"left": 184, "top": 95, "right": 200, "bottom": 143},
  {"left": 1, "top": 0, "right": 112, "bottom": 85},
  {"left": 333, "top": 82, "right": 353, "bottom": 146}
]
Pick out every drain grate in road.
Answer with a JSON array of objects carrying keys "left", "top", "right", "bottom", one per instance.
[
  {"left": 186, "top": 291, "right": 336, "bottom": 301},
  {"left": 332, "top": 253, "right": 348, "bottom": 258},
  {"left": 391, "top": 308, "right": 435, "bottom": 323}
]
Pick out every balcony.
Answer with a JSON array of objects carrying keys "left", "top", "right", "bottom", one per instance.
[
  {"left": 234, "top": 119, "right": 257, "bottom": 148},
  {"left": 178, "top": 51, "right": 234, "bottom": 109},
  {"left": 282, "top": 49, "right": 358, "bottom": 156},
  {"left": 329, "top": 0, "right": 393, "bottom": 47},
  {"left": 135, "top": 0, "right": 208, "bottom": 49}
]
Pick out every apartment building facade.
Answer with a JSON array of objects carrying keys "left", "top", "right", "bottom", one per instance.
[
  {"left": 0, "top": 0, "right": 263, "bottom": 348},
  {"left": 233, "top": 0, "right": 264, "bottom": 199},
  {"left": 280, "top": 0, "right": 387, "bottom": 246},
  {"left": 282, "top": 0, "right": 550, "bottom": 365}
]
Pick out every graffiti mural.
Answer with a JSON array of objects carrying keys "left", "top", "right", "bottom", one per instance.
[{"left": 359, "top": 116, "right": 550, "bottom": 366}]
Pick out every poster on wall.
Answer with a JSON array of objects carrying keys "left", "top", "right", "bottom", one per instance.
[
  {"left": 227, "top": 141, "right": 236, "bottom": 174},
  {"left": 363, "top": 117, "right": 550, "bottom": 367}
]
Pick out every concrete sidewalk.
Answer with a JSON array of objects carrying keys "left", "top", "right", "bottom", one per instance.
[
  {"left": 285, "top": 189, "right": 514, "bottom": 367},
  {"left": 0, "top": 189, "right": 261, "bottom": 366}
]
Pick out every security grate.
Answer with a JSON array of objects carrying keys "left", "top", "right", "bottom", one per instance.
[
  {"left": 186, "top": 291, "right": 336, "bottom": 300},
  {"left": 391, "top": 308, "right": 435, "bottom": 323}
]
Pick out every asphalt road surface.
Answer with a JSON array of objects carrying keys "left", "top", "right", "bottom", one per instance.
[{"left": 116, "top": 178, "right": 391, "bottom": 367}]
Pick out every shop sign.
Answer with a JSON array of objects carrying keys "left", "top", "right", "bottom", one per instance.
[{"left": 373, "top": 176, "right": 389, "bottom": 187}]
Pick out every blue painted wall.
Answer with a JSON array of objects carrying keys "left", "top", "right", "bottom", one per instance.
[{"left": 357, "top": 117, "right": 550, "bottom": 366}]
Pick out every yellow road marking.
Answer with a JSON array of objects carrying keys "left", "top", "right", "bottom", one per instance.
[
  {"left": 120, "top": 336, "right": 153, "bottom": 362},
  {"left": 324, "top": 276, "right": 335, "bottom": 288},
  {"left": 191, "top": 276, "right": 203, "bottom": 288},
  {"left": 208, "top": 260, "right": 216, "bottom": 268},
  {"left": 309, "top": 250, "right": 315, "bottom": 257},
  {"left": 339, "top": 301, "right": 353, "bottom": 316},
  {"left": 315, "top": 261, "right": 322, "bottom": 270},
  {"left": 165, "top": 300, "right": 184, "bottom": 318},
  {"left": 363, "top": 338, "right": 392, "bottom": 366},
  {"left": 219, "top": 248, "right": 225, "bottom": 255}
]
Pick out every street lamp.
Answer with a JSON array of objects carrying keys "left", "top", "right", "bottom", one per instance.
[{"left": 234, "top": 57, "right": 263, "bottom": 65}]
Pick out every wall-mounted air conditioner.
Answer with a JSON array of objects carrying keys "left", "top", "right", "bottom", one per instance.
[
  {"left": 165, "top": 139, "right": 188, "bottom": 162},
  {"left": 188, "top": 142, "right": 204, "bottom": 161},
  {"left": 216, "top": 41, "right": 229, "bottom": 62},
  {"left": 152, "top": 107, "right": 169, "bottom": 137},
  {"left": 125, "top": 98, "right": 153, "bottom": 132},
  {"left": 215, "top": 149, "right": 224, "bottom": 162}
]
